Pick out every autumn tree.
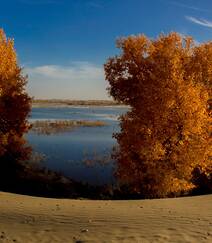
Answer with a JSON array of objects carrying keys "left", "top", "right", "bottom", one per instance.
[
  {"left": 0, "top": 29, "right": 31, "bottom": 176},
  {"left": 104, "top": 33, "right": 211, "bottom": 198}
]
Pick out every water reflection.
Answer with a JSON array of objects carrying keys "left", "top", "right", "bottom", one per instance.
[{"left": 27, "top": 106, "right": 127, "bottom": 185}]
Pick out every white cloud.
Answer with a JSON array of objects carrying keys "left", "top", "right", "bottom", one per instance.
[
  {"left": 186, "top": 16, "right": 212, "bottom": 28},
  {"left": 25, "top": 62, "right": 110, "bottom": 100}
]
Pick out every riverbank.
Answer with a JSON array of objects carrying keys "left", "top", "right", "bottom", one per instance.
[
  {"left": 32, "top": 99, "right": 126, "bottom": 108},
  {"left": 0, "top": 192, "right": 211, "bottom": 243}
]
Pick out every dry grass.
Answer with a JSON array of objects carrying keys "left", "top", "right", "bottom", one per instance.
[{"left": 30, "top": 120, "right": 107, "bottom": 135}]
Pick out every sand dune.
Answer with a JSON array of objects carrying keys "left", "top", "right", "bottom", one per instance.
[{"left": 0, "top": 192, "right": 211, "bottom": 243}]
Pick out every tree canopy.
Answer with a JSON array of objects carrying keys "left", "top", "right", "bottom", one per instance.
[
  {"left": 0, "top": 29, "right": 31, "bottom": 166},
  {"left": 105, "top": 32, "right": 211, "bottom": 198}
]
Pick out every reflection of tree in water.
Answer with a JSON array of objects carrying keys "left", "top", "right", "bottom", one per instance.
[
  {"left": 81, "top": 147, "right": 116, "bottom": 186},
  {"left": 83, "top": 148, "right": 115, "bottom": 167}
]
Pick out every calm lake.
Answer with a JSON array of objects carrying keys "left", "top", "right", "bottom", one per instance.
[{"left": 27, "top": 106, "right": 128, "bottom": 185}]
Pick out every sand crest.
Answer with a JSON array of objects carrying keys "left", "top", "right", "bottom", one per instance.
[{"left": 0, "top": 192, "right": 211, "bottom": 243}]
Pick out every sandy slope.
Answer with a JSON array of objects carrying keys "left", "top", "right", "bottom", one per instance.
[{"left": 0, "top": 192, "right": 211, "bottom": 243}]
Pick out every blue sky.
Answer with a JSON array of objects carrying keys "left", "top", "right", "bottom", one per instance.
[{"left": 1, "top": 0, "right": 212, "bottom": 99}]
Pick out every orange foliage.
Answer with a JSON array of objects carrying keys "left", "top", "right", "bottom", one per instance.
[
  {"left": 0, "top": 29, "right": 31, "bottom": 164},
  {"left": 104, "top": 32, "right": 211, "bottom": 198}
]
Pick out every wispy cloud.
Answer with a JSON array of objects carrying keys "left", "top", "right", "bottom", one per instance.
[
  {"left": 25, "top": 62, "right": 109, "bottom": 99},
  {"left": 168, "top": 1, "right": 212, "bottom": 13},
  {"left": 186, "top": 16, "right": 212, "bottom": 28},
  {"left": 19, "top": 0, "right": 61, "bottom": 5},
  {"left": 86, "top": 1, "right": 103, "bottom": 9}
]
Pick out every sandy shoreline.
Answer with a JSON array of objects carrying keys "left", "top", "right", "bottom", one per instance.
[{"left": 0, "top": 192, "right": 211, "bottom": 243}]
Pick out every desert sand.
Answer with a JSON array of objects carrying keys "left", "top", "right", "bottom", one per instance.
[{"left": 0, "top": 192, "right": 211, "bottom": 243}]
